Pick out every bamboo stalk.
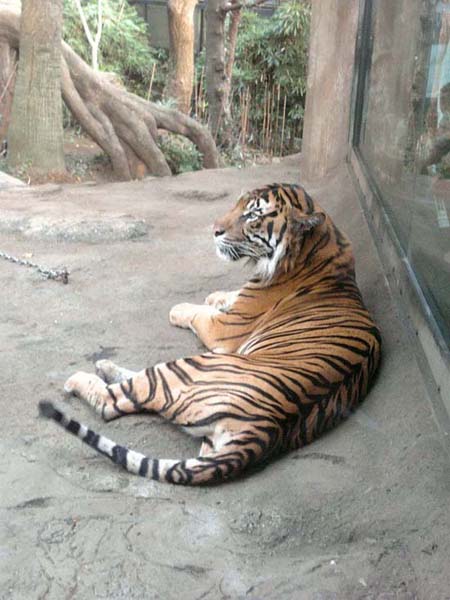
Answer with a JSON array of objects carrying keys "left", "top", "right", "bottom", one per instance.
[
  {"left": 239, "top": 90, "right": 244, "bottom": 144},
  {"left": 146, "top": 62, "right": 156, "bottom": 101},
  {"left": 193, "top": 71, "right": 198, "bottom": 118},
  {"left": 199, "top": 67, "right": 205, "bottom": 121},
  {"left": 268, "top": 85, "right": 275, "bottom": 155},
  {"left": 246, "top": 89, "right": 251, "bottom": 148},
  {"left": 241, "top": 87, "right": 250, "bottom": 148},
  {"left": 266, "top": 89, "right": 272, "bottom": 154},
  {"left": 264, "top": 88, "right": 267, "bottom": 151},
  {"left": 118, "top": 0, "right": 126, "bottom": 21},
  {"left": 280, "top": 94, "right": 287, "bottom": 156},
  {"left": 240, "top": 89, "right": 246, "bottom": 146},
  {"left": 241, "top": 89, "right": 245, "bottom": 146},
  {"left": 262, "top": 81, "right": 268, "bottom": 149},
  {"left": 243, "top": 89, "right": 247, "bottom": 147},
  {"left": 274, "top": 83, "right": 281, "bottom": 154},
  {"left": 266, "top": 84, "right": 270, "bottom": 150},
  {"left": 240, "top": 91, "right": 244, "bottom": 145}
]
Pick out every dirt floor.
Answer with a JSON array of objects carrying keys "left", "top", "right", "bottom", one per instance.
[{"left": 1, "top": 156, "right": 449, "bottom": 599}]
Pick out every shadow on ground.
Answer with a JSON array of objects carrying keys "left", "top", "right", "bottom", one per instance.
[{"left": 1, "top": 156, "right": 449, "bottom": 599}]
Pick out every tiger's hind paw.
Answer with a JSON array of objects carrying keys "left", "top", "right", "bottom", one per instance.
[{"left": 95, "top": 359, "right": 136, "bottom": 384}]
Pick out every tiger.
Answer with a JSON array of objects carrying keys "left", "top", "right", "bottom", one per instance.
[{"left": 39, "top": 183, "right": 381, "bottom": 485}]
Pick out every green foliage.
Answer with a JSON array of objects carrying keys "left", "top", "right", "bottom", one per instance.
[
  {"left": 158, "top": 134, "right": 202, "bottom": 175},
  {"left": 63, "top": 0, "right": 168, "bottom": 97},
  {"left": 232, "top": 1, "right": 311, "bottom": 153},
  {"left": 235, "top": 2, "right": 310, "bottom": 98},
  {"left": 437, "top": 162, "right": 450, "bottom": 179}
]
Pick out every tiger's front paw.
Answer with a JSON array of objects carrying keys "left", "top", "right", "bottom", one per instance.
[
  {"left": 205, "top": 291, "right": 228, "bottom": 310},
  {"left": 205, "top": 290, "right": 238, "bottom": 312},
  {"left": 169, "top": 303, "right": 197, "bottom": 329}
]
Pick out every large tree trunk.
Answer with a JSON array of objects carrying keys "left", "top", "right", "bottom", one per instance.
[
  {"left": 205, "top": 0, "right": 227, "bottom": 140},
  {"left": 167, "top": 0, "right": 198, "bottom": 114},
  {"left": 205, "top": 0, "right": 267, "bottom": 143},
  {"left": 8, "top": 0, "right": 65, "bottom": 175},
  {"left": 0, "top": 9, "right": 219, "bottom": 180}
]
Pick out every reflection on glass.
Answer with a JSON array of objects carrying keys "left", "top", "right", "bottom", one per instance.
[
  {"left": 412, "top": 1, "right": 450, "bottom": 338},
  {"left": 357, "top": 0, "right": 450, "bottom": 344}
]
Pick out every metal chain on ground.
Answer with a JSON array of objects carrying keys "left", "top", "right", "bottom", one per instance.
[{"left": 0, "top": 250, "right": 69, "bottom": 284}]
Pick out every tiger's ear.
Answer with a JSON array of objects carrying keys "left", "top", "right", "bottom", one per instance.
[{"left": 291, "top": 210, "right": 326, "bottom": 233}]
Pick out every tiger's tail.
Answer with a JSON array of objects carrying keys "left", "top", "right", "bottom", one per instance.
[{"left": 38, "top": 401, "right": 257, "bottom": 485}]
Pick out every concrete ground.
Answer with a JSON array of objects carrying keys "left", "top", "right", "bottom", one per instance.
[{"left": 0, "top": 156, "right": 449, "bottom": 600}]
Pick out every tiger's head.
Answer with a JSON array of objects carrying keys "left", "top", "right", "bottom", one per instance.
[{"left": 213, "top": 184, "right": 326, "bottom": 282}]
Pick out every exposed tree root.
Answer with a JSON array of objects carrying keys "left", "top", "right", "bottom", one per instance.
[{"left": 0, "top": 9, "right": 219, "bottom": 179}]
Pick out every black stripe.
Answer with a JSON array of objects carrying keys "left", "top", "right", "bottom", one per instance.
[
  {"left": 276, "top": 221, "right": 287, "bottom": 244},
  {"left": 304, "top": 191, "right": 314, "bottom": 213},
  {"left": 84, "top": 429, "right": 100, "bottom": 448},
  {"left": 107, "top": 387, "right": 118, "bottom": 402},
  {"left": 166, "top": 361, "right": 193, "bottom": 385},
  {"left": 66, "top": 419, "right": 81, "bottom": 435},
  {"left": 112, "top": 444, "right": 128, "bottom": 467},
  {"left": 139, "top": 457, "right": 149, "bottom": 477}
]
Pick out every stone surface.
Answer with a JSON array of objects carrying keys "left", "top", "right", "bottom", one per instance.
[
  {"left": 0, "top": 212, "right": 149, "bottom": 242},
  {"left": 0, "top": 170, "right": 25, "bottom": 190},
  {"left": 1, "top": 157, "right": 449, "bottom": 599}
]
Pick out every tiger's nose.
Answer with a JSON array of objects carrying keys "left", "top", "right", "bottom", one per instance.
[{"left": 213, "top": 223, "right": 225, "bottom": 237}]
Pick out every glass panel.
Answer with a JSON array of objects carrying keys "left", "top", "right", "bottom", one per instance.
[
  {"left": 410, "top": 2, "right": 450, "bottom": 339},
  {"left": 356, "top": 0, "right": 450, "bottom": 345}
]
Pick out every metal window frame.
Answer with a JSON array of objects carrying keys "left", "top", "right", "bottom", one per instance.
[{"left": 348, "top": 0, "right": 450, "bottom": 426}]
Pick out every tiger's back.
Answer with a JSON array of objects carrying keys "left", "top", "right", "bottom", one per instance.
[{"left": 218, "top": 198, "right": 381, "bottom": 450}]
